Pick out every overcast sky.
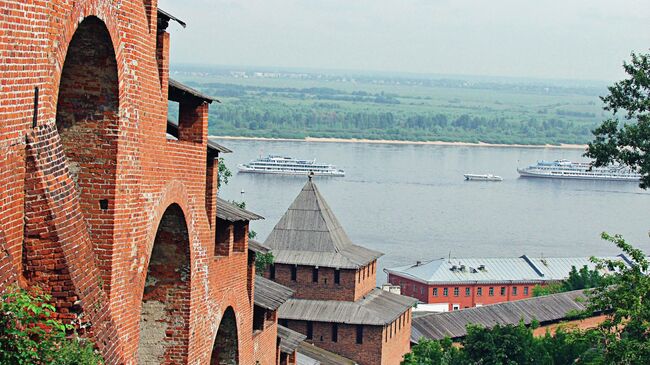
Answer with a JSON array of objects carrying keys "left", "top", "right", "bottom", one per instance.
[{"left": 158, "top": 0, "right": 649, "bottom": 81}]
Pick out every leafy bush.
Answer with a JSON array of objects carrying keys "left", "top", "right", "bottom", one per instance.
[{"left": 0, "top": 286, "right": 103, "bottom": 365}]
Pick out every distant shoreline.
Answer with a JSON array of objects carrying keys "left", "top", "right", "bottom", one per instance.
[{"left": 209, "top": 135, "right": 588, "bottom": 150}]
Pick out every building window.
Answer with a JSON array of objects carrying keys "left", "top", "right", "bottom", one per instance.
[
  {"left": 269, "top": 264, "right": 275, "bottom": 280},
  {"left": 356, "top": 325, "right": 363, "bottom": 344},
  {"left": 465, "top": 287, "right": 470, "bottom": 297},
  {"left": 524, "top": 286, "right": 529, "bottom": 295},
  {"left": 443, "top": 288, "right": 448, "bottom": 297},
  {"left": 500, "top": 287, "right": 506, "bottom": 296},
  {"left": 489, "top": 287, "right": 494, "bottom": 296},
  {"left": 512, "top": 287, "right": 518, "bottom": 296},
  {"left": 420, "top": 287, "right": 424, "bottom": 295},
  {"left": 477, "top": 287, "right": 482, "bottom": 296},
  {"left": 312, "top": 267, "right": 319, "bottom": 283},
  {"left": 453, "top": 287, "right": 459, "bottom": 297},
  {"left": 332, "top": 323, "right": 338, "bottom": 343},
  {"left": 334, "top": 269, "right": 340, "bottom": 284},
  {"left": 433, "top": 288, "right": 438, "bottom": 297},
  {"left": 306, "top": 321, "right": 313, "bottom": 340},
  {"left": 291, "top": 266, "right": 297, "bottom": 281}
]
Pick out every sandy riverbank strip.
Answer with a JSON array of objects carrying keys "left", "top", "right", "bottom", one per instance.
[{"left": 209, "top": 135, "right": 587, "bottom": 150}]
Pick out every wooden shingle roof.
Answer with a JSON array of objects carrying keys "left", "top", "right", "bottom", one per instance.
[
  {"left": 264, "top": 180, "right": 382, "bottom": 269},
  {"left": 411, "top": 289, "right": 591, "bottom": 342},
  {"left": 254, "top": 276, "right": 294, "bottom": 311},
  {"left": 297, "top": 342, "right": 357, "bottom": 365},
  {"left": 277, "top": 325, "right": 306, "bottom": 354},
  {"left": 279, "top": 288, "right": 416, "bottom": 326},
  {"left": 216, "top": 198, "right": 264, "bottom": 222}
]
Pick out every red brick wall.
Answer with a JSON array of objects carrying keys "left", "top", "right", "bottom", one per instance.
[
  {"left": 268, "top": 261, "right": 378, "bottom": 301},
  {"left": 284, "top": 320, "right": 389, "bottom": 365},
  {"left": 380, "top": 309, "right": 412, "bottom": 365},
  {"left": 0, "top": 1, "right": 275, "bottom": 364},
  {"left": 389, "top": 275, "right": 538, "bottom": 310}
]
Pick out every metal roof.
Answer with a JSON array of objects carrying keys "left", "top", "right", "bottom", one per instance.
[
  {"left": 277, "top": 325, "right": 306, "bottom": 354},
  {"left": 248, "top": 239, "right": 270, "bottom": 254},
  {"left": 264, "top": 180, "right": 382, "bottom": 269},
  {"left": 386, "top": 255, "right": 628, "bottom": 285},
  {"left": 157, "top": 8, "right": 186, "bottom": 29},
  {"left": 254, "top": 276, "right": 294, "bottom": 311},
  {"left": 278, "top": 288, "right": 416, "bottom": 326},
  {"left": 207, "top": 137, "right": 233, "bottom": 154},
  {"left": 216, "top": 198, "right": 264, "bottom": 222},
  {"left": 411, "top": 289, "right": 590, "bottom": 342},
  {"left": 169, "top": 78, "right": 219, "bottom": 104},
  {"left": 297, "top": 343, "right": 357, "bottom": 365}
]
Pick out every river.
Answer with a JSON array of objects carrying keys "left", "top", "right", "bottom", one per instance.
[{"left": 214, "top": 138, "right": 650, "bottom": 284}]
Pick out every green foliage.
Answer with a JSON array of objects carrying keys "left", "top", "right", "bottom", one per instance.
[
  {"left": 586, "top": 52, "right": 650, "bottom": 189},
  {"left": 533, "top": 265, "right": 608, "bottom": 297},
  {"left": 254, "top": 252, "right": 275, "bottom": 275},
  {"left": 0, "top": 286, "right": 103, "bottom": 364},
  {"left": 218, "top": 157, "right": 232, "bottom": 189},
  {"left": 586, "top": 233, "right": 650, "bottom": 364}
]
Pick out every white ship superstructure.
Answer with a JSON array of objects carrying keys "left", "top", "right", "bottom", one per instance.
[
  {"left": 517, "top": 159, "right": 641, "bottom": 181},
  {"left": 237, "top": 155, "right": 345, "bottom": 176}
]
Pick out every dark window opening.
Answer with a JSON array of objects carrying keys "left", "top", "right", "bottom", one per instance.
[
  {"left": 465, "top": 287, "right": 471, "bottom": 296},
  {"left": 99, "top": 199, "right": 108, "bottom": 210},
  {"left": 500, "top": 286, "right": 506, "bottom": 296},
  {"left": 279, "top": 319, "right": 288, "bottom": 327},
  {"left": 306, "top": 321, "right": 313, "bottom": 340},
  {"left": 291, "top": 266, "right": 297, "bottom": 281},
  {"left": 334, "top": 269, "right": 340, "bottom": 284},
  {"left": 312, "top": 267, "right": 319, "bottom": 283},
  {"left": 331, "top": 323, "right": 338, "bottom": 343},
  {"left": 356, "top": 325, "right": 363, "bottom": 344},
  {"left": 270, "top": 264, "right": 275, "bottom": 280},
  {"left": 253, "top": 305, "right": 265, "bottom": 332}
]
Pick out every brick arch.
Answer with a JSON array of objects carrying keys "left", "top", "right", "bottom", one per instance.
[
  {"left": 134, "top": 181, "right": 198, "bottom": 364},
  {"left": 210, "top": 306, "right": 241, "bottom": 365}
]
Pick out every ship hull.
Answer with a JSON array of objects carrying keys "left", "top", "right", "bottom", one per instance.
[
  {"left": 517, "top": 168, "right": 640, "bottom": 182},
  {"left": 238, "top": 166, "right": 345, "bottom": 177}
]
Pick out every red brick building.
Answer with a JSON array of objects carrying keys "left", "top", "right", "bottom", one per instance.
[
  {"left": 0, "top": 1, "right": 286, "bottom": 363},
  {"left": 264, "top": 179, "right": 416, "bottom": 365},
  {"left": 386, "top": 255, "right": 626, "bottom": 311}
]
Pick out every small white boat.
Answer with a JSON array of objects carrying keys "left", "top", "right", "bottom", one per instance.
[{"left": 464, "top": 174, "right": 503, "bottom": 182}]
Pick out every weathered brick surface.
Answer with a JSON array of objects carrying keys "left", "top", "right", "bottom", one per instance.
[{"left": 0, "top": 1, "right": 271, "bottom": 363}]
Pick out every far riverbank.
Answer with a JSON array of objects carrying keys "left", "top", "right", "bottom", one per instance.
[{"left": 210, "top": 135, "right": 587, "bottom": 150}]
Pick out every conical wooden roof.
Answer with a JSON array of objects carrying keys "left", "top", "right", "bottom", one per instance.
[{"left": 264, "top": 179, "right": 382, "bottom": 269}]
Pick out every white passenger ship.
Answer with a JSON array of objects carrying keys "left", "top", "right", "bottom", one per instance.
[
  {"left": 237, "top": 155, "right": 345, "bottom": 177},
  {"left": 517, "top": 159, "right": 641, "bottom": 181}
]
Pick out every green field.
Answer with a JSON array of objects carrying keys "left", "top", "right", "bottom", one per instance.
[{"left": 170, "top": 66, "right": 610, "bottom": 145}]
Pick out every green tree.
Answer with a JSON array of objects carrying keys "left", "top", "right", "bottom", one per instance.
[
  {"left": 218, "top": 157, "right": 232, "bottom": 189},
  {"left": 533, "top": 265, "right": 607, "bottom": 297},
  {"left": 0, "top": 286, "right": 103, "bottom": 364},
  {"left": 585, "top": 52, "right": 650, "bottom": 189},
  {"left": 586, "top": 233, "right": 650, "bottom": 364}
]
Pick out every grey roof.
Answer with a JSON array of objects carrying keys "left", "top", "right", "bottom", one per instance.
[
  {"left": 386, "top": 255, "right": 628, "bottom": 285},
  {"left": 207, "top": 137, "right": 232, "bottom": 154},
  {"left": 169, "top": 78, "right": 219, "bottom": 103},
  {"left": 157, "top": 8, "right": 186, "bottom": 29},
  {"left": 248, "top": 239, "right": 270, "bottom": 254},
  {"left": 254, "top": 276, "right": 294, "bottom": 311},
  {"left": 297, "top": 343, "right": 357, "bottom": 365},
  {"left": 411, "top": 289, "right": 590, "bottom": 342},
  {"left": 264, "top": 180, "right": 382, "bottom": 269},
  {"left": 278, "top": 288, "right": 416, "bottom": 326},
  {"left": 216, "top": 198, "right": 264, "bottom": 222},
  {"left": 277, "top": 325, "right": 306, "bottom": 354}
]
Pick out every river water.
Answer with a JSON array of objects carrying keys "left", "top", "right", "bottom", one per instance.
[{"left": 215, "top": 138, "right": 650, "bottom": 284}]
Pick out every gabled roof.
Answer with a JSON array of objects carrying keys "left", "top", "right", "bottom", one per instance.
[
  {"left": 169, "top": 78, "right": 219, "bottom": 104},
  {"left": 278, "top": 288, "right": 416, "bottom": 326},
  {"left": 411, "top": 289, "right": 591, "bottom": 342},
  {"left": 216, "top": 198, "right": 264, "bottom": 222},
  {"left": 264, "top": 180, "right": 382, "bottom": 269},
  {"left": 277, "top": 325, "right": 306, "bottom": 354},
  {"left": 386, "top": 255, "right": 628, "bottom": 285},
  {"left": 254, "top": 276, "right": 294, "bottom": 311},
  {"left": 297, "top": 342, "right": 357, "bottom": 365},
  {"left": 248, "top": 239, "right": 270, "bottom": 255}
]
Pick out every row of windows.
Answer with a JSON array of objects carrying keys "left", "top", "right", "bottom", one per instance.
[
  {"left": 432, "top": 286, "right": 530, "bottom": 297},
  {"left": 269, "top": 265, "right": 342, "bottom": 285},
  {"left": 357, "top": 261, "right": 376, "bottom": 283},
  {"left": 292, "top": 321, "right": 363, "bottom": 345},
  {"left": 385, "top": 310, "right": 410, "bottom": 342}
]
